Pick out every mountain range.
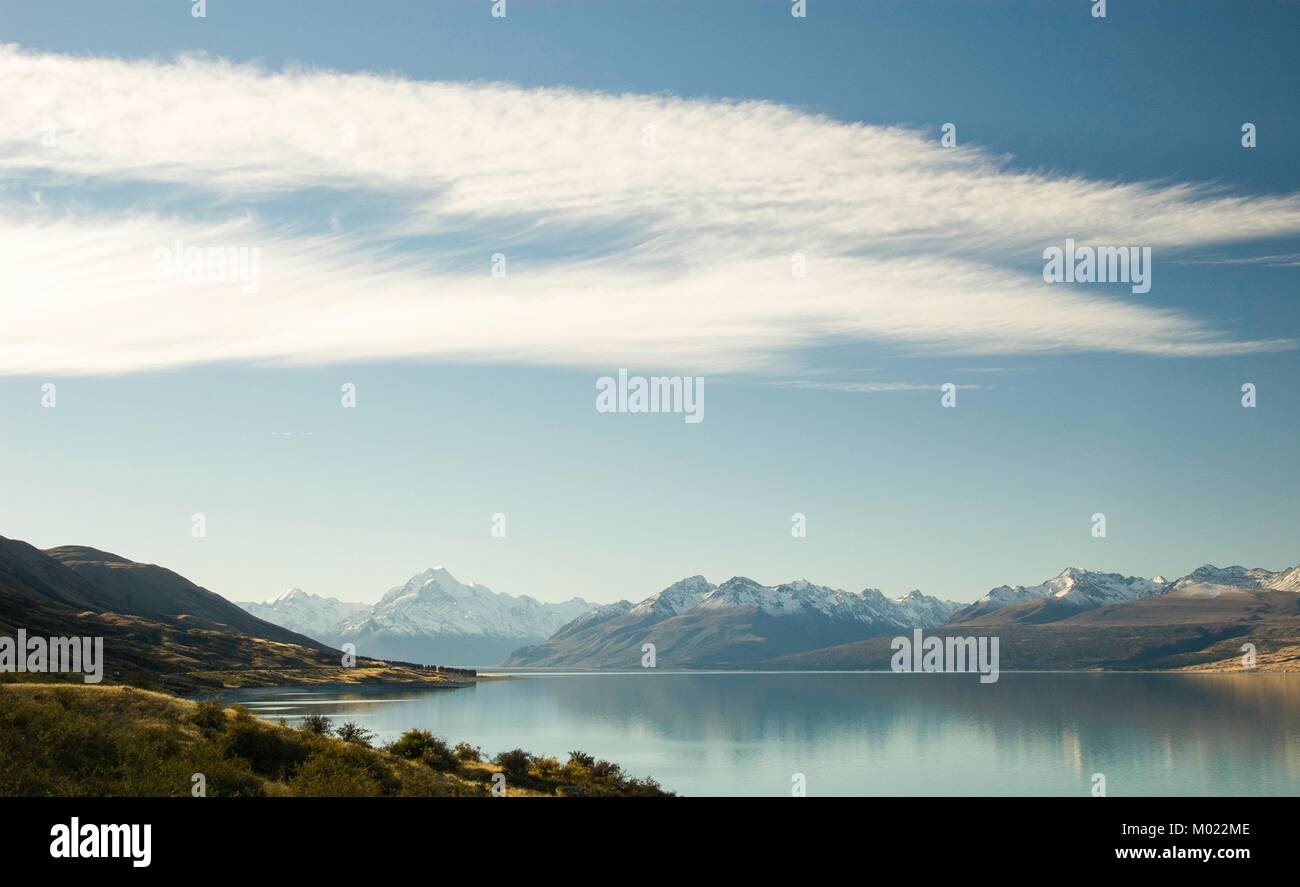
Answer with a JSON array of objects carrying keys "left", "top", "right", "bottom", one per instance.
[
  {"left": 505, "top": 576, "right": 963, "bottom": 668},
  {"left": 5, "top": 525, "right": 1294, "bottom": 677},
  {"left": 506, "top": 563, "right": 1300, "bottom": 670},
  {"left": 238, "top": 567, "right": 595, "bottom": 665},
  {"left": 237, "top": 561, "right": 1299, "bottom": 670},
  {"left": 948, "top": 567, "right": 1170, "bottom": 624},
  {"left": 773, "top": 564, "right": 1300, "bottom": 672}
]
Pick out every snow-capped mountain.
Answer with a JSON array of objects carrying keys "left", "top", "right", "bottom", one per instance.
[
  {"left": 627, "top": 575, "right": 715, "bottom": 619},
  {"left": 694, "top": 577, "right": 961, "bottom": 629},
  {"left": 893, "top": 588, "right": 965, "bottom": 626},
  {"left": 971, "top": 568, "right": 1168, "bottom": 614},
  {"left": 238, "top": 566, "right": 596, "bottom": 666},
  {"left": 557, "top": 600, "right": 635, "bottom": 634},
  {"left": 337, "top": 566, "right": 593, "bottom": 642},
  {"left": 242, "top": 560, "right": 1299, "bottom": 669},
  {"left": 238, "top": 588, "right": 368, "bottom": 643},
  {"left": 949, "top": 561, "right": 1300, "bottom": 624},
  {"left": 506, "top": 575, "right": 963, "bottom": 668},
  {"left": 1264, "top": 565, "right": 1300, "bottom": 593},
  {"left": 1171, "top": 564, "right": 1300, "bottom": 596}
]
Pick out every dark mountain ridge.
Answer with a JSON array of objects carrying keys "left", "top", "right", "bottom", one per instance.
[{"left": 0, "top": 534, "right": 444, "bottom": 690}]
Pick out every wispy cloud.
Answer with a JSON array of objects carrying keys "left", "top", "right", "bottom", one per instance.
[
  {"left": 1171, "top": 253, "right": 1300, "bottom": 267},
  {"left": 2, "top": 45, "right": 1298, "bottom": 376},
  {"left": 766, "top": 380, "right": 983, "bottom": 394}
]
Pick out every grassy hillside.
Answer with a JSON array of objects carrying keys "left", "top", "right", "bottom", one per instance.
[
  {"left": 0, "top": 683, "right": 674, "bottom": 797},
  {"left": 0, "top": 534, "right": 460, "bottom": 691},
  {"left": 46, "top": 545, "right": 327, "bottom": 649}
]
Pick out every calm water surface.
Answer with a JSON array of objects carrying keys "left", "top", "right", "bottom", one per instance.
[{"left": 223, "top": 672, "right": 1300, "bottom": 796}]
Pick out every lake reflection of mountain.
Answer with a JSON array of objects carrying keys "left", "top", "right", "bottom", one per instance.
[{"left": 226, "top": 673, "right": 1300, "bottom": 796}]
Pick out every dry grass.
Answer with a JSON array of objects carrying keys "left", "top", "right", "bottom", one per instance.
[{"left": 183, "top": 663, "right": 465, "bottom": 688}]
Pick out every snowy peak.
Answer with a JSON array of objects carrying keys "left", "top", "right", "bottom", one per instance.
[
  {"left": 546, "top": 575, "right": 962, "bottom": 641},
  {"left": 698, "top": 576, "right": 832, "bottom": 615},
  {"left": 238, "top": 567, "right": 599, "bottom": 654},
  {"left": 378, "top": 565, "right": 490, "bottom": 607},
  {"left": 894, "top": 589, "right": 964, "bottom": 626},
  {"left": 1266, "top": 565, "right": 1300, "bottom": 593},
  {"left": 1172, "top": 563, "right": 1300, "bottom": 596},
  {"left": 273, "top": 587, "right": 309, "bottom": 604},
  {"left": 974, "top": 568, "right": 1167, "bottom": 613},
  {"left": 629, "top": 574, "right": 962, "bottom": 628},
  {"left": 1049, "top": 567, "right": 1169, "bottom": 604},
  {"left": 510, "top": 574, "right": 966, "bottom": 668},
  {"left": 698, "top": 576, "right": 780, "bottom": 611},
  {"left": 238, "top": 589, "right": 369, "bottom": 642},
  {"left": 1185, "top": 564, "right": 1271, "bottom": 588},
  {"left": 341, "top": 568, "right": 595, "bottom": 641},
  {"left": 628, "top": 575, "right": 715, "bottom": 618}
]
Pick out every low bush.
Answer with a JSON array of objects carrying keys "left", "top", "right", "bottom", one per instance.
[
  {"left": 493, "top": 748, "right": 533, "bottom": 780},
  {"left": 453, "top": 741, "right": 482, "bottom": 763},
  {"left": 335, "top": 722, "right": 375, "bottom": 747},
  {"left": 220, "top": 717, "right": 311, "bottom": 780},
  {"left": 298, "top": 713, "right": 334, "bottom": 736},
  {"left": 190, "top": 697, "right": 228, "bottom": 733},
  {"left": 388, "top": 729, "right": 457, "bottom": 771}
]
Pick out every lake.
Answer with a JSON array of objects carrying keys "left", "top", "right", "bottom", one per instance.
[{"left": 223, "top": 672, "right": 1300, "bottom": 796}]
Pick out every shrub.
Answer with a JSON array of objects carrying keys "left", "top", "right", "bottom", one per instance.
[
  {"left": 591, "top": 759, "right": 623, "bottom": 781},
  {"left": 220, "top": 719, "right": 310, "bottom": 780},
  {"left": 335, "top": 722, "right": 375, "bottom": 747},
  {"left": 532, "top": 755, "right": 562, "bottom": 781},
  {"left": 187, "top": 758, "right": 265, "bottom": 797},
  {"left": 288, "top": 746, "right": 383, "bottom": 797},
  {"left": 453, "top": 741, "right": 482, "bottom": 763},
  {"left": 298, "top": 713, "right": 334, "bottom": 736},
  {"left": 493, "top": 748, "right": 532, "bottom": 780},
  {"left": 620, "top": 775, "right": 668, "bottom": 798},
  {"left": 388, "top": 729, "right": 433, "bottom": 759},
  {"left": 190, "top": 697, "right": 227, "bottom": 733},
  {"left": 567, "top": 750, "right": 595, "bottom": 769},
  {"left": 387, "top": 729, "right": 457, "bottom": 771}
]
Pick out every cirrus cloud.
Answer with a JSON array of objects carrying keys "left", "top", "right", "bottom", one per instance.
[{"left": 1, "top": 44, "right": 1298, "bottom": 377}]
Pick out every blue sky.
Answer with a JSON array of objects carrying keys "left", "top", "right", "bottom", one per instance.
[{"left": 1, "top": 1, "right": 1297, "bottom": 605}]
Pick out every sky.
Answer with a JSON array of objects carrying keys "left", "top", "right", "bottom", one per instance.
[{"left": 1, "top": 1, "right": 1297, "bottom": 606}]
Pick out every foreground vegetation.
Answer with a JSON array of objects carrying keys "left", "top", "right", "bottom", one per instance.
[{"left": 0, "top": 683, "right": 673, "bottom": 797}]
